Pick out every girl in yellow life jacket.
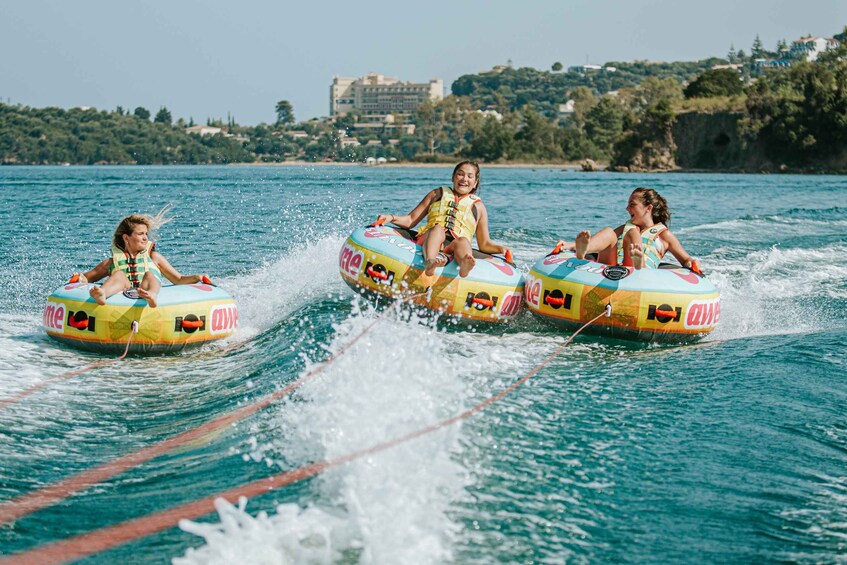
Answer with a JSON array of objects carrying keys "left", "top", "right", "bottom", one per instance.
[
  {"left": 74, "top": 207, "right": 209, "bottom": 308},
  {"left": 559, "top": 187, "right": 702, "bottom": 274},
  {"left": 377, "top": 161, "right": 510, "bottom": 277}
]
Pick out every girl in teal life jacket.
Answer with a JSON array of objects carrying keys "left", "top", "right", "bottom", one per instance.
[
  {"left": 560, "top": 187, "right": 702, "bottom": 273},
  {"left": 73, "top": 208, "right": 209, "bottom": 308},
  {"left": 376, "top": 161, "right": 511, "bottom": 278}
]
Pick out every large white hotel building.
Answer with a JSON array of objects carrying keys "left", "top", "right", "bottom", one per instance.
[{"left": 330, "top": 73, "right": 443, "bottom": 128}]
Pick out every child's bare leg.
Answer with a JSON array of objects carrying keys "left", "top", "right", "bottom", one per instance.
[
  {"left": 423, "top": 227, "right": 448, "bottom": 276},
  {"left": 575, "top": 228, "right": 618, "bottom": 264},
  {"left": 137, "top": 272, "right": 161, "bottom": 308},
  {"left": 90, "top": 272, "right": 129, "bottom": 305},
  {"left": 445, "top": 238, "right": 475, "bottom": 277}
]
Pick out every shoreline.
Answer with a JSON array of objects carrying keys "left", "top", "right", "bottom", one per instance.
[
  {"left": 232, "top": 160, "right": 586, "bottom": 169},
  {"left": 3, "top": 161, "right": 844, "bottom": 174}
]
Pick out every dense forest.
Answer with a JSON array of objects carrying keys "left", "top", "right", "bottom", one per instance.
[{"left": 1, "top": 27, "right": 845, "bottom": 171}]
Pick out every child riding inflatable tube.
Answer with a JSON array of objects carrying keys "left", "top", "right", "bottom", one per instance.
[
  {"left": 525, "top": 249, "right": 719, "bottom": 343},
  {"left": 44, "top": 281, "right": 238, "bottom": 354},
  {"left": 340, "top": 224, "right": 525, "bottom": 323}
]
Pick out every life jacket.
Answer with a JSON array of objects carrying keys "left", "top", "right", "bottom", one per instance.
[
  {"left": 617, "top": 221, "right": 667, "bottom": 269},
  {"left": 110, "top": 242, "right": 161, "bottom": 288},
  {"left": 417, "top": 186, "right": 480, "bottom": 241}
]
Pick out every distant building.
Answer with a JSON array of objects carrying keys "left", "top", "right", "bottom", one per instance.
[
  {"left": 712, "top": 63, "right": 744, "bottom": 71},
  {"left": 185, "top": 125, "right": 222, "bottom": 136},
  {"left": 330, "top": 73, "right": 443, "bottom": 124},
  {"left": 752, "top": 35, "right": 840, "bottom": 73},
  {"left": 712, "top": 63, "right": 746, "bottom": 77},
  {"left": 570, "top": 64, "right": 603, "bottom": 73},
  {"left": 476, "top": 109, "right": 504, "bottom": 121},
  {"left": 340, "top": 137, "right": 360, "bottom": 148},
  {"left": 789, "top": 36, "right": 840, "bottom": 61},
  {"left": 755, "top": 58, "right": 791, "bottom": 70},
  {"left": 558, "top": 100, "right": 575, "bottom": 116}
]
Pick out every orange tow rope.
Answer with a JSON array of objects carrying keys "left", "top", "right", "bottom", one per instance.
[{"left": 1, "top": 304, "right": 612, "bottom": 565}]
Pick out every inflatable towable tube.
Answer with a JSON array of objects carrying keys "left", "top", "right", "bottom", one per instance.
[
  {"left": 43, "top": 282, "right": 238, "bottom": 354},
  {"left": 339, "top": 225, "right": 525, "bottom": 323},
  {"left": 525, "top": 249, "right": 719, "bottom": 343}
]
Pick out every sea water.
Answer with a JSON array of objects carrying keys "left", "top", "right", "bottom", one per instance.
[{"left": 0, "top": 166, "right": 845, "bottom": 563}]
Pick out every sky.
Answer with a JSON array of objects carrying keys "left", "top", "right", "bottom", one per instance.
[{"left": 1, "top": 0, "right": 845, "bottom": 126}]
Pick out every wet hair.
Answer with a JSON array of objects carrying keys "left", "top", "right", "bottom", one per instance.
[
  {"left": 632, "top": 187, "right": 670, "bottom": 225},
  {"left": 112, "top": 205, "right": 172, "bottom": 250},
  {"left": 452, "top": 160, "right": 481, "bottom": 194}
]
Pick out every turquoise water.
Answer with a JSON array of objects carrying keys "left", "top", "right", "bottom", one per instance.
[{"left": 0, "top": 165, "right": 846, "bottom": 563}]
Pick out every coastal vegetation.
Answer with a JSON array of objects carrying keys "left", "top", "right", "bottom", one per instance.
[{"left": 1, "top": 26, "right": 845, "bottom": 172}]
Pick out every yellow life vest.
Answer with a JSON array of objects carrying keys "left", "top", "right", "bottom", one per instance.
[
  {"left": 617, "top": 221, "right": 667, "bottom": 269},
  {"left": 110, "top": 242, "right": 162, "bottom": 288},
  {"left": 417, "top": 186, "right": 480, "bottom": 241}
]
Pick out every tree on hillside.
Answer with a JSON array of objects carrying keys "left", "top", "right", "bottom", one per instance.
[
  {"left": 275, "top": 100, "right": 294, "bottom": 126},
  {"left": 619, "top": 77, "right": 683, "bottom": 114},
  {"left": 684, "top": 68, "right": 743, "bottom": 98},
  {"left": 464, "top": 115, "right": 515, "bottom": 161},
  {"left": 568, "top": 86, "right": 597, "bottom": 129},
  {"left": 727, "top": 45, "right": 737, "bottom": 64},
  {"left": 412, "top": 99, "right": 446, "bottom": 155},
  {"left": 154, "top": 107, "right": 172, "bottom": 125},
  {"left": 751, "top": 35, "right": 765, "bottom": 59},
  {"left": 514, "top": 106, "right": 563, "bottom": 160},
  {"left": 134, "top": 107, "right": 150, "bottom": 120},
  {"left": 552, "top": 62, "right": 563, "bottom": 72},
  {"left": 583, "top": 96, "right": 628, "bottom": 158},
  {"left": 741, "top": 58, "right": 847, "bottom": 165}
]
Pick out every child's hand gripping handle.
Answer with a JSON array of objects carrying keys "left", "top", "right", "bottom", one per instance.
[
  {"left": 369, "top": 216, "right": 387, "bottom": 228},
  {"left": 201, "top": 275, "right": 215, "bottom": 286},
  {"left": 550, "top": 240, "right": 566, "bottom": 255},
  {"left": 685, "top": 259, "right": 704, "bottom": 276},
  {"left": 504, "top": 248, "right": 513, "bottom": 264},
  {"left": 370, "top": 214, "right": 396, "bottom": 227},
  {"left": 68, "top": 273, "right": 81, "bottom": 284}
]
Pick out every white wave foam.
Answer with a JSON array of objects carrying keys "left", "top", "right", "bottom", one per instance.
[
  {"left": 217, "top": 235, "right": 348, "bottom": 342},
  {"left": 681, "top": 215, "right": 847, "bottom": 243},
  {"left": 707, "top": 242, "right": 847, "bottom": 341},
  {"left": 178, "top": 303, "right": 570, "bottom": 564},
  {"left": 0, "top": 313, "right": 85, "bottom": 393},
  {"left": 174, "top": 497, "right": 353, "bottom": 565}
]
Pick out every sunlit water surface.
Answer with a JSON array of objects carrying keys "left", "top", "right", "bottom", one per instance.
[{"left": 0, "top": 166, "right": 845, "bottom": 563}]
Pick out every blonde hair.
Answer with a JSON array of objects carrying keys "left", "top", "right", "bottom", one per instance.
[{"left": 112, "top": 204, "right": 173, "bottom": 250}]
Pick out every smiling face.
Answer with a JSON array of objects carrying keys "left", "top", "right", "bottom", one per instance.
[
  {"left": 626, "top": 192, "right": 653, "bottom": 227},
  {"left": 452, "top": 163, "right": 479, "bottom": 195},
  {"left": 122, "top": 224, "right": 149, "bottom": 254}
]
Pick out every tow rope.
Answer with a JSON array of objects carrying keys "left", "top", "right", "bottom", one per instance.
[
  {"left": 0, "top": 304, "right": 612, "bottom": 565},
  {"left": 0, "top": 321, "right": 139, "bottom": 410}
]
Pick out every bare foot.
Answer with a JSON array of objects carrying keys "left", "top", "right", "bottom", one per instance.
[
  {"left": 574, "top": 230, "right": 591, "bottom": 259},
  {"left": 424, "top": 252, "right": 449, "bottom": 276},
  {"left": 89, "top": 285, "right": 106, "bottom": 305},
  {"left": 137, "top": 288, "right": 158, "bottom": 308},
  {"left": 458, "top": 255, "right": 476, "bottom": 277},
  {"left": 630, "top": 244, "right": 644, "bottom": 269}
]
